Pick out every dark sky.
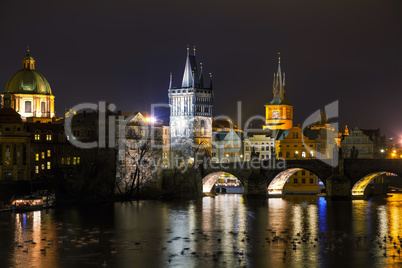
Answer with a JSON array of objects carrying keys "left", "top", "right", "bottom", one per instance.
[{"left": 1, "top": 0, "right": 401, "bottom": 137}]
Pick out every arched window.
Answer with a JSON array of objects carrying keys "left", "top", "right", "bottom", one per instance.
[
  {"left": 41, "top": 102, "right": 46, "bottom": 113},
  {"left": 286, "top": 152, "right": 290, "bottom": 158},
  {"left": 302, "top": 152, "right": 306, "bottom": 158}
]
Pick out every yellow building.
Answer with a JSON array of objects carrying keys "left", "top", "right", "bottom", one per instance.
[
  {"left": 275, "top": 126, "right": 326, "bottom": 194},
  {"left": 1, "top": 48, "right": 55, "bottom": 121}
]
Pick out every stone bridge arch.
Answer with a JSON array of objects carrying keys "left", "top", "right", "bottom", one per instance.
[
  {"left": 200, "top": 165, "right": 252, "bottom": 194},
  {"left": 260, "top": 159, "right": 334, "bottom": 195}
]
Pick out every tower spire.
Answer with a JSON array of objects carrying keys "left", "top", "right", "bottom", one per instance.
[
  {"left": 169, "top": 72, "right": 173, "bottom": 89},
  {"left": 209, "top": 73, "right": 213, "bottom": 90},
  {"left": 199, "top": 62, "right": 204, "bottom": 88}
]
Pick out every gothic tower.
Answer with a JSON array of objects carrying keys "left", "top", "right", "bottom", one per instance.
[
  {"left": 264, "top": 54, "right": 293, "bottom": 130},
  {"left": 169, "top": 47, "right": 214, "bottom": 162}
]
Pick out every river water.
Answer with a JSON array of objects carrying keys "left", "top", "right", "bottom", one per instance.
[{"left": 1, "top": 194, "right": 402, "bottom": 268}]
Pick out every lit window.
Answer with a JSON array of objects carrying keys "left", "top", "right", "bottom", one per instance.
[
  {"left": 41, "top": 164, "right": 45, "bottom": 170},
  {"left": 47, "top": 150, "right": 51, "bottom": 157},
  {"left": 302, "top": 152, "right": 306, "bottom": 158},
  {"left": 35, "top": 134, "right": 40, "bottom": 140},
  {"left": 66, "top": 157, "right": 70, "bottom": 165},
  {"left": 41, "top": 152, "right": 45, "bottom": 159},
  {"left": 35, "top": 154, "right": 39, "bottom": 161},
  {"left": 46, "top": 134, "right": 52, "bottom": 141},
  {"left": 25, "top": 101, "right": 32, "bottom": 113},
  {"left": 77, "top": 157, "right": 80, "bottom": 164},
  {"left": 73, "top": 157, "right": 77, "bottom": 165},
  {"left": 47, "top": 162, "right": 51, "bottom": 169},
  {"left": 61, "top": 158, "right": 65, "bottom": 165},
  {"left": 35, "top": 166, "right": 39, "bottom": 174}
]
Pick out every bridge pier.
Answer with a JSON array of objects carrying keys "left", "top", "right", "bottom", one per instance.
[
  {"left": 243, "top": 168, "right": 268, "bottom": 198},
  {"left": 326, "top": 174, "right": 352, "bottom": 200}
]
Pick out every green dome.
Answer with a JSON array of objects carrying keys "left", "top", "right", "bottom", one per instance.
[
  {"left": 23, "top": 54, "right": 34, "bottom": 61},
  {"left": 5, "top": 69, "right": 52, "bottom": 95}
]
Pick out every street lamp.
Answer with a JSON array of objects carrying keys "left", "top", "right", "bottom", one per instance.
[
  {"left": 295, "top": 151, "right": 299, "bottom": 159},
  {"left": 380, "top": 149, "right": 385, "bottom": 159}
]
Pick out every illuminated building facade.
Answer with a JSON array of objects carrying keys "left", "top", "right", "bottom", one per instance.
[
  {"left": 1, "top": 49, "right": 55, "bottom": 121},
  {"left": 0, "top": 101, "right": 31, "bottom": 180},
  {"left": 212, "top": 129, "right": 242, "bottom": 163},
  {"left": 341, "top": 127, "right": 374, "bottom": 159},
  {"left": 169, "top": 47, "right": 213, "bottom": 161},
  {"left": 243, "top": 131, "right": 274, "bottom": 161}
]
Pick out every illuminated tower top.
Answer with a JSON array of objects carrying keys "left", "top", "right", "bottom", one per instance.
[{"left": 264, "top": 53, "right": 293, "bottom": 130}]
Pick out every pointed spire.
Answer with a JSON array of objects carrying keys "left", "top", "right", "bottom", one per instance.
[
  {"left": 182, "top": 46, "right": 193, "bottom": 88},
  {"left": 282, "top": 72, "right": 286, "bottom": 94},
  {"left": 169, "top": 72, "right": 173, "bottom": 89},
  {"left": 268, "top": 53, "right": 290, "bottom": 105},
  {"left": 199, "top": 63, "right": 204, "bottom": 88},
  {"left": 209, "top": 73, "right": 213, "bottom": 90},
  {"left": 181, "top": 45, "right": 200, "bottom": 88}
]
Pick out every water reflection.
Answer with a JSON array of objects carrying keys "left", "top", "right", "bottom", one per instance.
[{"left": 1, "top": 195, "right": 402, "bottom": 267}]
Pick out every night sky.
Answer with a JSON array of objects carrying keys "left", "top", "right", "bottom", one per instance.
[{"left": 0, "top": 0, "right": 401, "bottom": 137}]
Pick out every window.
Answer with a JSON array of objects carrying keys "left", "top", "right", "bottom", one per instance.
[
  {"left": 41, "top": 152, "right": 45, "bottom": 159},
  {"left": 286, "top": 152, "right": 290, "bottom": 158},
  {"left": 41, "top": 164, "right": 45, "bottom": 170},
  {"left": 35, "top": 134, "right": 40, "bottom": 140},
  {"left": 302, "top": 152, "right": 306, "bottom": 158},
  {"left": 310, "top": 151, "right": 314, "bottom": 158},
  {"left": 278, "top": 152, "right": 282, "bottom": 157},
  {"left": 47, "top": 150, "right": 51, "bottom": 157},
  {"left": 66, "top": 157, "right": 70, "bottom": 165},
  {"left": 310, "top": 171, "right": 313, "bottom": 175},
  {"left": 302, "top": 170, "right": 306, "bottom": 175},
  {"left": 294, "top": 178, "right": 298, "bottom": 183},
  {"left": 35, "top": 166, "right": 39, "bottom": 174},
  {"left": 47, "top": 162, "right": 51, "bottom": 170},
  {"left": 25, "top": 101, "right": 32, "bottom": 113},
  {"left": 302, "top": 179, "right": 306, "bottom": 184},
  {"left": 61, "top": 158, "right": 65, "bottom": 165},
  {"left": 35, "top": 154, "right": 39, "bottom": 161},
  {"left": 77, "top": 157, "right": 80, "bottom": 164},
  {"left": 41, "top": 102, "right": 45, "bottom": 113},
  {"left": 73, "top": 157, "right": 77, "bottom": 165},
  {"left": 310, "top": 178, "right": 314, "bottom": 184},
  {"left": 46, "top": 134, "right": 52, "bottom": 141}
]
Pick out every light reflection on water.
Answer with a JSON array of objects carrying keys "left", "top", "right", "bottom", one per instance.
[{"left": 1, "top": 194, "right": 402, "bottom": 267}]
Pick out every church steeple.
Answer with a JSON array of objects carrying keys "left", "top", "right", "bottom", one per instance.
[
  {"left": 264, "top": 53, "right": 293, "bottom": 131},
  {"left": 269, "top": 53, "right": 290, "bottom": 105},
  {"left": 22, "top": 46, "right": 35, "bottom": 70}
]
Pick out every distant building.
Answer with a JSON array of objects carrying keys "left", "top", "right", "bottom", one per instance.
[
  {"left": 361, "top": 128, "right": 386, "bottom": 159},
  {"left": 243, "top": 131, "right": 274, "bottom": 161},
  {"left": 169, "top": 47, "right": 213, "bottom": 163},
  {"left": 0, "top": 106, "right": 30, "bottom": 180},
  {"left": 212, "top": 129, "right": 242, "bottom": 163},
  {"left": 341, "top": 127, "right": 374, "bottom": 159}
]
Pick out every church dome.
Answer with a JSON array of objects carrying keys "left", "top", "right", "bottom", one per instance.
[{"left": 4, "top": 51, "right": 52, "bottom": 95}]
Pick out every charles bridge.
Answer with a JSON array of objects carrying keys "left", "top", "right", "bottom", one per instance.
[{"left": 190, "top": 158, "right": 402, "bottom": 199}]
